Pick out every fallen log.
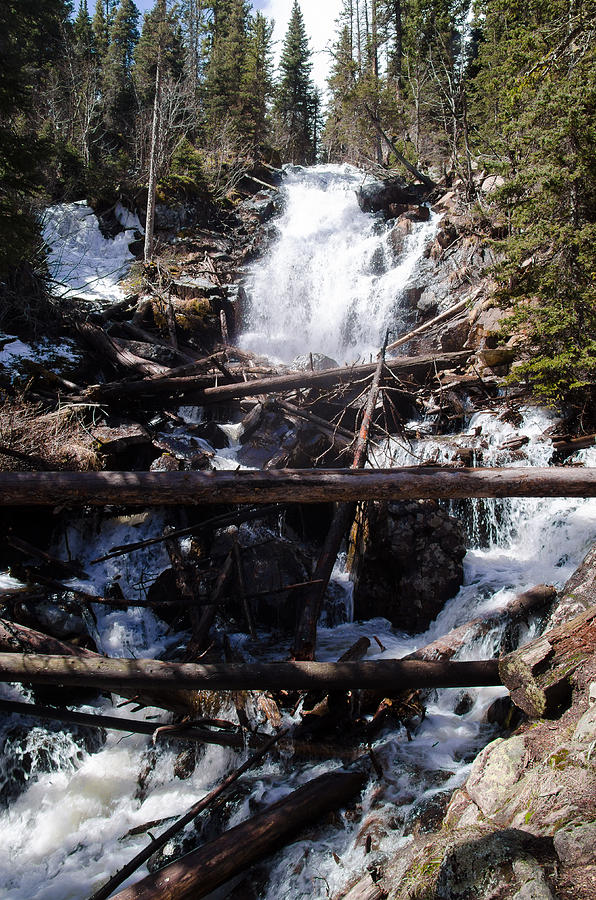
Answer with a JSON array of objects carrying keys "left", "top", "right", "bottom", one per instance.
[
  {"left": 294, "top": 334, "right": 388, "bottom": 660},
  {"left": 406, "top": 584, "right": 557, "bottom": 661},
  {"left": 0, "top": 698, "right": 256, "bottom": 749},
  {"left": 89, "top": 728, "right": 286, "bottom": 900},
  {"left": 0, "top": 619, "right": 197, "bottom": 714},
  {"left": 0, "top": 467, "right": 595, "bottom": 506},
  {"left": 76, "top": 322, "right": 169, "bottom": 377},
  {"left": 386, "top": 297, "right": 470, "bottom": 353},
  {"left": 499, "top": 603, "right": 596, "bottom": 718},
  {"left": 0, "top": 654, "right": 501, "bottom": 692},
  {"left": 109, "top": 769, "right": 366, "bottom": 900},
  {"left": 82, "top": 351, "right": 471, "bottom": 406}
]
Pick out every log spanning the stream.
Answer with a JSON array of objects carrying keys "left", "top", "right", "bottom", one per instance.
[
  {"left": 0, "top": 654, "right": 501, "bottom": 691},
  {"left": 0, "top": 467, "right": 595, "bottom": 506},
  {"left": 83, "top": 350, "right": 471, "bottom": 405}
]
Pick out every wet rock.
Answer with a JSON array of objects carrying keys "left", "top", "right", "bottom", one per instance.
[
  {"left": 227, "top": 530, "right": 312, "bottom": 630},
  {"left": 404, "top": 789, "right": 452, "bottom": 836},
  {"left": 173, "top": 747, "right": 197, "bottom": 780},
  {"left": 292, "top": 353, "right": 339, "bottom": 372},
  {"left": 546, "top": 541, "right": 596, "bottom": 629},
  {"left": 454, "top": 692, "right": 474, "bottom": 716},
  {"left": 191, "top": 420, "right": 230, "bottom": 450},
  {"left": 10, "top": 592, "right": 87, "bottom": 641},
  {"left": 150, "top": 453, "right": 184, "bottom": 471},
  {"left": 485, "top": 695, "right": 525, "bottom": 730},
  {"left": 357, "top": 178, "right": 419, "bottom": 214},
  {"left": 352, "top": 500, "right": 466, "bottom": 632},
  {"left": 387, "top": 217, "right": 413, "bottom": 259},
  {"left": 0, "top": 721, "right": 104, "bottom": 807}
]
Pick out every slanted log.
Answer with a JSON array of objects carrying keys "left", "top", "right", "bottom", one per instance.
[
  {"left": 89, "top": 729, "right": 285, "bottom": 900},
  {"left": 406, "top": 584, "right": 557, "bottom": 661},
  {"left": 77, "top": 322, "right": 169, "bottom": 377},
  {"left": 0, "top": 467, "right": 595, "bottom": 507},
  {"left": 294, "top": 336, "right": 389, "bottom": 661},
  {"left": 82, "top": 352, "right": 471, "bottom": 406},
  {"left": 0, "top": 698, "right": 254, "bottom": 749},
  {"left": 386, "top": 297, "right": 470, "bottom": 353},
  {"left": 0, "top": 654, "right": 501, "bottom": 692},
  {"left": 109, "top": 770, "right": 366, "bottom": 900},
  {"left": 499, "top": 603, "right": 596, "bottom": 717}
]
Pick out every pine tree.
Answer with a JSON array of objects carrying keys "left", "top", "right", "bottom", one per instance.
[
  {"left": 102, "top": 0, "right": 140, "bottom": 138},
  {"left": 92, "top": 0, "right": 110, "bottom": 59},
  {"left": 74, "top": 1, "right": 96, "bottom": 59},
  {"left": 134, "top": 0, "right": 184, "bottom": 105},
  {"left": 274, "top": 0, "right": 317, "bottom": 164},
  {"left": 472, "top": 0, "right": 596, "bottom": 405},
  {"left": 239, "top": 11, "right": 274, "bottom": 145},
  {"left": 204, "top": 0, "right": 250, "bottom": 134},
  {"left": 0, "top": 0, "right": 71, "bottom": 285}
]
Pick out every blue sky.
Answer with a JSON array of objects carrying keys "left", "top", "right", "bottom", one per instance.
[{"left": 129, "top": 0, "right": 341, "bottom": 91}]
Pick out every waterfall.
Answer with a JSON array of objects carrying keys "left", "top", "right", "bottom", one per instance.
[
  {"left": 1, "top": 166, "right": 595, "bottom": 899},
  {"left": 240, "top": 164, "right": 436, "bottom": 364}
]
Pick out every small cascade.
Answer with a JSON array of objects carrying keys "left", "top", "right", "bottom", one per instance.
[{"left": 240, "top": 164, "right": 436, "bottom": 363}]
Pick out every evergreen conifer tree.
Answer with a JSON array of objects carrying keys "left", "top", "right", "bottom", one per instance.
[
  {"left": 102, "top": 0, "right": 140, "bottom": 139},
  {"left": 274, "top": 0, "right": 317, "bottom": 163}
]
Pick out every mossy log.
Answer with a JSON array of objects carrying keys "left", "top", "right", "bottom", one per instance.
[{"left": 499, "top": 603, "right": 596, "bottom": 717}]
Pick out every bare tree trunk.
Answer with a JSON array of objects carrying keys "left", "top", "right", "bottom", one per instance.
[
  {"left": 144, "top": 33, "right": 163, "bottom": 261},
  {"left": 293, "top": 336, "right": 388, "bottom": 661}
]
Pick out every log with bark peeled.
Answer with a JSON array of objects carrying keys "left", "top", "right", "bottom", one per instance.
[
  {"left": 0, "top": 467, "right": 595, "bottom": 506},
  {"left": 499, "top": 603, "right": 596, "bottom": 718},
  {"left": 82, "top": 351, "right": 471, "bottom": 406},
  {"left": 0, "top": 654, "right": 501, "bottom": 691},
  {"left": 109, "top": 770, "right": 367, "bottom": 900},
  {"left": 406, "top": 584, "right": 557, "bottom": 661}
]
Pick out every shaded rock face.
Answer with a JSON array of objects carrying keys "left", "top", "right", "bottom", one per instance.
[
  {"left": 357, "top": 178, "right": 421, "bottom": 214},
  {"left": 352, "top": 500, "right": 466, "bottom": 632}
]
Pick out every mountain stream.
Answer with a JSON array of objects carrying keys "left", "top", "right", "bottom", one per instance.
[{"left": 0, "top": 165, "right": 595, "bottom": 899}]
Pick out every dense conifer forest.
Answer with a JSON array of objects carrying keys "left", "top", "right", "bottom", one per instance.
[{"left": 1, "top": 0, "right": 595, "bottom": 402}]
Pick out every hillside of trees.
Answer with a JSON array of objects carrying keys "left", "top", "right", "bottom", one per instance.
[{"left": 1, "top": 0, "right": 595, "bottom": 404}]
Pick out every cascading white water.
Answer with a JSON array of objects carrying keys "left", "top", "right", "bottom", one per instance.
[
  {"left": 1, "top": 166, "right": 596, "bottom": 899},
  {"left": 240, "top": 164, "right": 436, "bottom": 364}
]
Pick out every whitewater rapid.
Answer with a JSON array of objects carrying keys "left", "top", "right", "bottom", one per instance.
[{"left": 241, "top": 164, "right": 436, "bottom": 364}]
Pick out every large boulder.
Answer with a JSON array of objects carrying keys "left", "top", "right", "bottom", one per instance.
[
  {"left": 357, "top": 178, "right": 419, "bottom": 214},
  {"left": 352, "top": 500, "right": 466, "bottom": 632}
]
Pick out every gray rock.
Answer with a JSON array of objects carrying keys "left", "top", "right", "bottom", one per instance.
[
  {"left": 466, "top": 735, "right": 526, "bottom": 818},
  {"left": 553, "top": 822, "right": 596, "bottom": 866}
]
